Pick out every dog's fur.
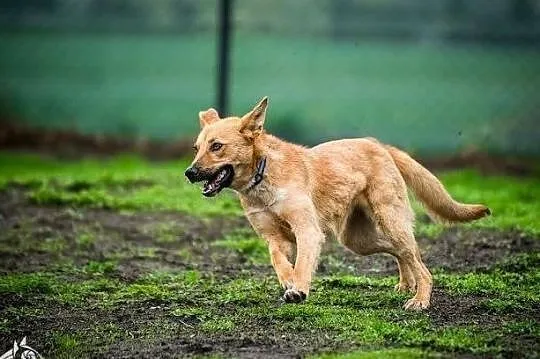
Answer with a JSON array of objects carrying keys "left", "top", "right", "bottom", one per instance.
[{"left": 188, "top": 97, "right": 490, "bottom": 309}]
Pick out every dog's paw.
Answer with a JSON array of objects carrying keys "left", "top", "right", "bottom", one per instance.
[
  {"left": 283, "top": 288, "right": 306, "bottom": 304},
  {"left": 394, "top": 282, "right": 416, "bottom": 294},
  {"left": 403, "top": 297, "right": 430, "bottom": 311}
]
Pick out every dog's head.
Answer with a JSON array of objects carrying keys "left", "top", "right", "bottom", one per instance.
[{"left": 185, "top": 97, "right": 268, "bottom": 197}]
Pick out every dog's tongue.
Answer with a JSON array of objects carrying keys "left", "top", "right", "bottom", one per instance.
[
  {"left": 202, "top": 169, "right": 228, "bottom": 197},
  {"left": 202, "top": 176, "right": 220, "bottom": 196}
]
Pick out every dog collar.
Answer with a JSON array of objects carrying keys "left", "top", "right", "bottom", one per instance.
[{"left": 246, "top": 156, "right": 266, "bottom": 191}]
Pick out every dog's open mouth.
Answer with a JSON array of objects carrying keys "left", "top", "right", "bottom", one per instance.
[{"left": 202, "top": 165, "right": 234, "bottom": 197}]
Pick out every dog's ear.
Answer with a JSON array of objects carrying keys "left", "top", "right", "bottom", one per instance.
[
  {"left": 240, "top": 96, "right": 268, "bottom": 138},
  {"left": 199, "top": 108, "right": 219, "bottom": 128}
]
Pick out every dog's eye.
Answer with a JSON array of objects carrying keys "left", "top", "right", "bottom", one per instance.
[{"left": 210, "top": 142, "right": 223, "bottom": 152}]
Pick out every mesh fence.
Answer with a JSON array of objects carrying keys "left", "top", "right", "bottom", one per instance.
[{"left": 0, "top": 0, "right": 539, "bottom": 155}]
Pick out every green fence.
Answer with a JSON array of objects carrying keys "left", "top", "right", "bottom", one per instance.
[{"left": 1, "top": 0, "right": 539, "bottom": 155}]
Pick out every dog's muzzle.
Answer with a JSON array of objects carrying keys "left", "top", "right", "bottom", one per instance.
[
  {"left": 184, "top": 166, "right": 200, "bottom": 183},
  {"left": 185, "top": 165, "right": 235, "bottom": 197}
]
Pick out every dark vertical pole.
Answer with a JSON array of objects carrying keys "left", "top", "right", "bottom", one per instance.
[{"left": 217, "top": 0, "right": 232, "bottom": 116}]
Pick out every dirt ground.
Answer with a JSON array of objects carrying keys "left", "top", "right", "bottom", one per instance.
[{"left": 1, "top": 184, "right": 539, "bottom": 358}]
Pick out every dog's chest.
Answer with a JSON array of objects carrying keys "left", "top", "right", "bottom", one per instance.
[{"left": 240, "top": 185, "right": 288, "bottom": 216}]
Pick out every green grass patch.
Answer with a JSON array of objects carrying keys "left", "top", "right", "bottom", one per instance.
[
  {"left": 49, "top": 332, "right": 84, "bottom": 358},
  {"left": 200, "top": 318, "right": 236, "bottom": 333},
  {"left": 39, "top": 236, "right": 67, "bottom": 253},
  {"left": 0, "top": 153, "right": 242, "bottom": 216},
  {"left": 1, "top": 254, "right": 537, "bottom": 357},
  {"left": 83, "top": 260, "right": 118, "bottom": 276},
  {"left": 438, "top": 270, "right": 539, "bottom": 301},
  {"left": 4, "top": 253, "right": 535, "bottom": 313},
  {"left": 414, "top": 223, "right": 445, "bottom": 239},
  {"left": 410, "top": 169, "right": 540, "bottom": 236},
  {"left": 170, "top": 307, "right": 208, "bottom": 318},
  {"left": 1, "top": 235, "right": 537, "bottom": 316},
  {"left": 142, "top": 221, "right": 183, "bottom": 243},
  {"left": 47, "top": 324, "right": 125, "bottom": 359},
  {"left": 434, "top": 253, "right": 539, "bottom": 313},
  {"left": 0, "top": 272, "right": 119, "bottom": 305},
  {"left": 75, "top": 231, "right": 96, "bottom": 248},
  {"left": 1, "top": 153, "right": 539, "bottom": 235},
  {"left": 142, "top": 269, "right": 202, "bottom": 285},
  {"left": 313, "top": 348, "right": 432, "bottom": 359},
  {"left": 503, "top": 320, "right": 540, "bottom": 338},
  {"left": 213, "top": 229, "right": 269, "bottom": 264},
  {"left": 438, "top": 170, "right": 540, "bottom": 235},
  {"left": 214, "top": 277, "right": 272, "bottom": 305}
]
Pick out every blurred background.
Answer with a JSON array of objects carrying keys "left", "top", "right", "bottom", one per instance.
[{"left": 0, "top": 0, "right": 539, "bottom": 156}]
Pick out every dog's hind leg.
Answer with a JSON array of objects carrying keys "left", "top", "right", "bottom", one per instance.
[
  {"left": 365, "top": 175, "right": 432, "bottom": 310},
  {"left": 339, "top": 207, "right": 393, "bottom": 255},
  {"left": 395, "top": 257, "right": 416, "bottom": 293},
  {"left": 395, "top": 248, "right": 432, "bottom": 310},
  {"left": 340, "top": 207, "right": 416, "bottom": 293}
]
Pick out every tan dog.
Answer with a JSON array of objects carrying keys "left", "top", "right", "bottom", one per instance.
[{"left": 185, "top": 97, "right": 490, "bottom": 310}]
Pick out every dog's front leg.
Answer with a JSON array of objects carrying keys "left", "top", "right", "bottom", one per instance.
[
  {"left": 245, "top": 212, "right": 295, "bottom": 290},
  {"left": 283, "top": 208, "right": 324, "bottom": 303},
  {"left": 268, "top": 238, "right": 294, "bottom": 288}
]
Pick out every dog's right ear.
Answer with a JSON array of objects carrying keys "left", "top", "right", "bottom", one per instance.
[{"left": 199, "top": 108, "right": 219, "bottom": 128}]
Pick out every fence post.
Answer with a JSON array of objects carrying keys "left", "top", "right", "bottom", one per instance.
[{"left": 216, "top": 0, "right": 233, "bottom": 116}]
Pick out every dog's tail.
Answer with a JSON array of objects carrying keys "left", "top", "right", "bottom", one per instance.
[{"left": 386, "top": 145, "right": 490, "bottom": 223}]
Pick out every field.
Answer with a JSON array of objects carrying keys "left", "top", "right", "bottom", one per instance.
[
  {"left": 0, "top": 152, "right": 539, "bottom": 358},
  {"left": 1, "top": 32, "right": 539, "bottom": 153}
]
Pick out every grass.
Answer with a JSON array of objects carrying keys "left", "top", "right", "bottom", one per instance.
[
  {"left": 47, "top": 323, "right": 126, "bottom": 358},
  {"left": 1, "top": 152, "right": 539, "bottom": 235},
  {"left": 83, "top": 261, "right": 118, "bottom": 276},
  {"left": 1, "top": 252, "right": 537, "bottom": 356},
  {"left": 1, "top": 32, "right": 539, "bottom": 154},
  {"left": 75, "top": 232, "right": 96, "bottom": 248},
  {"left": 440, "top": 170, "right": 540, "bottom": 235},
  {"left": 1, "top": 254, "right": 536, "bottom": 315},
  {"left": 49, "top": 332, "right": 83, "bottom": 358},
  {"left": 0, "top": 153, "right": 242, "bottom": 216},
  {"left": 142, "top": 221, "right": 184, "bottom": 243},
  {"left": 201, "top": 318, "right": 236, "bottom": 333},
  {"left": 39, "top": 236, "right": 67, "bottom": 253},
  {"left": 213, "top": 229, "right": 269, "bottom": 264},
  {"left": 313, "top": 348, "right": 431, "bottom": 359}
]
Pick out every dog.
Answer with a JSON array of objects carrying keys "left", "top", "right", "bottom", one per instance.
[{"left": 185, "top": 97, "right": 490, "bottom": 310}]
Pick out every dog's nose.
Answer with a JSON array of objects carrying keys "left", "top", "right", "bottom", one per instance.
[{"left": 184, "top": 166, "right": 199, "bottom": 183}]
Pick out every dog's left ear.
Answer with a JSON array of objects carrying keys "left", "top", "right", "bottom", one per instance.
[{"left": 240, "top": 96, "right": 268, "bottom": 138}]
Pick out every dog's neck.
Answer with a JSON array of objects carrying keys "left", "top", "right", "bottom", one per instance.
[
  {"left": 243, "top": 156, "right": 266, "bottom": 192},
  {"left": 239, "top": 134, "right": 279, "bottom": 194},
  {"left": 238, "top": 134, "right": 304, "bottom": 208}
]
